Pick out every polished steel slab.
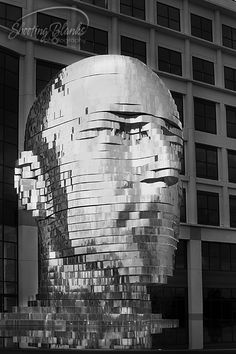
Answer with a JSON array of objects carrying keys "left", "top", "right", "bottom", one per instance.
[{"left": 1, "top": 55, "right": 183, "bottom": 349}]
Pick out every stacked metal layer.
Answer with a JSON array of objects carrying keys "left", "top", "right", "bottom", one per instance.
[{"left": 0, "top": 55, "right": 183, "bottom": 349}]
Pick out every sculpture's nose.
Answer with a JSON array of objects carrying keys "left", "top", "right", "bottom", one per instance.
[{"left": 139, "top": 154, "right": 181, "bottom": 186}]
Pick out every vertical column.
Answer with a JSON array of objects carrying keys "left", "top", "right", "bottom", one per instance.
[
  {"left": 146, "top": 0, "right": 155, "bottom": 24},
  {"left": 109, "top": 0, "right": 119, "bottom": 13},
  {"left": 69, "top": 5, "right": 80, "bottom": 50},
  {"left": 216, "top": 49, "right": 223, "bottom": 88},
  {"left": 221, "top": 148, "right": 230, "bottom": 227},
  {"left": 214, "top": 10, "right": 221, "bottom": 45},
  {"left": 18, "top": 0, "right": 38, "bottom": 306},
  {"left": 184, "top": 39, "right": 191, "bottom": 79},
  {"left": 187, "top": 238, "right": 203, "bottom": 349},
  {"left": 110, "top": 16, "right": 119, "bottom": 54},
  {"left": 183, "top": 0, "right": 189, "bottom": 34},
  {"left": 186, "top": 82, "right": 197, "bottom": 224},
  {"left": 148, "top": 28, "right": 156, "bottom": 70}
]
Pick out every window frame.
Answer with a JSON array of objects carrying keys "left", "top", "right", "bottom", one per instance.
[
  {"left": 156, "top": 2, "right": 181, "bottom": 32},
  {"left": 0, "top": 2, "right": 22, "bottom": 30},
  {"left": 196, "top": 143, "right": 218, "bottom": 180},
  {"left": 120, "top": 0, "right": 146, "bottom": 20},
  {"left": 0, "top": 48, "right": 19, "bottom": 313},
  {"left": 194, "top": 97, "right": 216, "bottom": 134},
  {"left": 36, "top": 12, "right": 67, "bottom": 46},
  {"left": 36, "top": 59, "right": 64, "bottom": 97},
  {"left": 228, "top": 149, "right": 236, "bottom": 183},
  {"left": 80, "top": 26, "right": 108, "bottom": 55},
  {"left": 158, "top": 46, "right": 182, "bottom": 76},
  {"left": 222, "top": 24, "right": 236, "bottom": 50},
  {"left": 226, "top": 105, "right": 236, "bottom": 139},
  {"left": 191, "top": 13, "right": 213, "bottom": 42},
  {"left": 229, "top": 195, "right": 236, "bottom": 228},
  {"left": 224, "top": 66, "right": 236, "bottom": 92},
  {"left": 121, "top": 35, "right": 147, "bottom": 63},
  {"left": 197, "top": 191, "right": 219, "bottom": 226},
  {"left": 192, "top": 56, "right": 215, "bottom": 85}
]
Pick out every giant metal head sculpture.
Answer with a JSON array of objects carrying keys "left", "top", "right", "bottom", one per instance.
[{"left": 13, "top": 55, "right": 183, "bottom": 349}]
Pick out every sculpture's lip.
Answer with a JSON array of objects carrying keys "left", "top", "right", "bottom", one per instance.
[{"left": 140, "top": 167, "right": 180, "bottom": 186}]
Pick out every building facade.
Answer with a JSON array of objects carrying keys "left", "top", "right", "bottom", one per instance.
[{"left": 0, "top": 0, "right": 236, "bottom": 349}]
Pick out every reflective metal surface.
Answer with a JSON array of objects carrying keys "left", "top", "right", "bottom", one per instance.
[{"left": 0, "top": 55, "right": 183, "bottom": 349}]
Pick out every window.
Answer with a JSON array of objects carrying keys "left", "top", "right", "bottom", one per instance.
[
  {"left": 224, "top": 66, "right": 236, "bottom": 91},
  {"left": 171, "top": 91, "right": 184, "bottom": 125},
  {"left": 202, "top": 242, "right": 236, "bottom": 271},
  {"left": 192, "top": 57, "right": 214, "bottom": 85},
  {"left": 158, "top": 47, "right": 182, "bottom": 76},
  {"left": 37, "top": 13, "right": 67, "bottom": 46},
  {"left": 36, "top": 60, "right": 65, "bottom": 96},
  {"left": 180, "top": 188, "right": 186, "bottom": 223},
  {"left": 0, "top": 48, "right": 19, "bottom": 313},
  {"left": 0, "top": 2, "right": 22, "bottom": 29},
  {"left": 196, "top": 144, "right": 218, "bottom": 180},
  {"left": 204, "top": 287, "right": 236, "bottom": 345},
  {"left": 120, "top": 0, "right": 145, "bottom": 20},
  {"left": 180, "top": 143, "right": 185, "bottom": 175},
  {"left": 229, "top": 196, "right": 236, "bottom": 228},
  {"left": 151, "top": 286, "right": 188, "bottom": 348},
  {"left": 191, "top": 14, "right": 212, "bottom": 42},
  {"left": 226, "top": 105, "right": 236, "bottom": 139},
  {"left": 194, "top": 97, "right": 216, "bottom": 134},
  {"left": 222, "top": 24, "right": 236, "bottom": 50},
  {"left": 80, "top": 0, "right": 108, "bottom": 8},
  {"left": 121, "top": 36, "right": 146, "bottom": 63},
  {"left": 156, "top": 2, "right": 180, "bottom": 31},
  {"left": 197, "top": 191, "right": 219, "bottom": 226},
  {"left": 228, "top": 150, "right": 236, "bottom": 183},
  {"left": 81, "top": 26, "right": 108, "bottom": 54}
]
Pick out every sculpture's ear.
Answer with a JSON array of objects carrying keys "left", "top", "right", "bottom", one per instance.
[{"left": 14, "top": 151, "right": 47, "bottom": 218}]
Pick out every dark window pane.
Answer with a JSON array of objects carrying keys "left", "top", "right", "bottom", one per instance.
[
  {"left": 37, "top": 13, "right": 67, "bottom": 46},
  {"left": 225, "top": 66, "right": 236, "bottom": 92},
  {"left": 158, "top": 47, "right": 182, "bottom": 76},
  {"left": 0, "top": 2, "right": 22, "bottom": 30},
  {"left": 194, "top": 97, "right": 216, "bottom": 134},
  {"left": 191, "top": 14, "right": 212, "bottom": 42},
  {"left": 4, "top": 127, "right": 17, "bottom": 145},
  {"left": 4, "top": 143, "right": 17, "bottom": 167},
  {"left": 197, "top": 191, "right": 219, "bottom": 226},
  {"left": 4, "top": 242, "right": 16, "bottom": 259},
  {"left": 192, "top": 57, "right": 215, "bottom": 85},
  {"left": 223, "top": 24, "right": 236, "bottom": 50},
  {"left": 4, "top": 259, "right": 16, "bottom": 282},
  {"left": 230, "top": 196, "right": 236, "bottom": 228},
  {"left": 4, "top": 282, "right": 17, "bottom": 295},
  {"left": 196, "top": 144, "right": 218, "bottom": 180},
  {"left": 180, "top": 188, "right": 186, "bottom": 223},
  {"left": 228, "top": 150, "right": 236, "bottom": 183},
  {"left": 120, "top": 0, "right": 145, "bottom": 20},
  {"left": 226, "top": 106, "right": 236, "bottom": 139},
  {"left": 3, "top": 201, "right": 17, "bottom": 226},
  {"left": 121, "top": 36, "right": 146, "bottom": 63},
  {"left": 36, "top": 60, "right": 64, "bottom": 96},
  {"left": 157, "top": 2, "right": 180, "bottom": 31},
  {"left": 4, "top": 296, "right": 17, "bottom": 311},
  {"left": 81, "top": 26, "right": 108, "bottom": 55}
]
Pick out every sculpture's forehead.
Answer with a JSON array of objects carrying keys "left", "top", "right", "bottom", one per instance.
[
  {"left": 59, "top": 55, "right": 179, "bottom": 123},
  {"left": 25, "top": 56, "right": 181, "bottom": 148}
]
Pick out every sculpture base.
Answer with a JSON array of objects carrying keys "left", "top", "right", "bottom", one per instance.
[{"left": 0, "top": 306, "right": 178, "bottom": 349}]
